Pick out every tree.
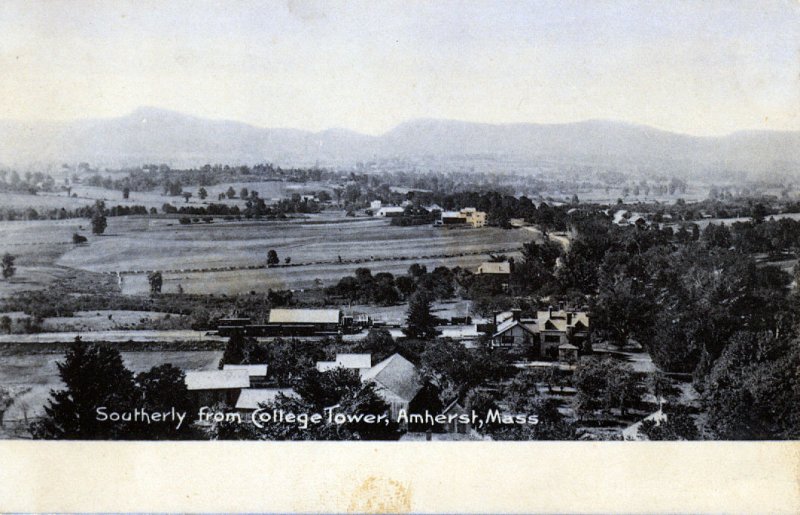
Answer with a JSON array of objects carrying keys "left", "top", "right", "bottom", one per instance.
[
  {"left": 395, "top": 275, "right": 416, "bottom": 297},
  {"left": 639, "top": 405, "right": 698, "bottom": 440},
  {"left": 408, "top": 263, "right": 427, "bottom": 278},
  {"left": 403, "top": 291, "right": 438, "bottom": 339},
  {"left": 0, "top": 315, "right": 11, "bottom": 333},
  {"left": 91, "top": 200, "right": 107, "bottom": 235},
  {"left": 591, "top": 274, "right": 656, "bottom": 348},
  {"left": 72, "top": 233, "right": 88, "bottom": 244},
  {"left": 573, "top": 357, "right": 642, "bottom": 419},
  {"left": 0, "top": 387, "right": 13, "bottom": 428},
  {"left": 420, "top": 340, "right": 512, "bottom": 398},
  {"left": 465, "top": 388, "right": 500, "bottom": 432},
  {"left": 218, "top": 332, "right": 268, "bottom": 369},
  {"left": 355, "top": 329, "right": 396, "bottom": 362},
  {"left": 1, "top": 253, "right": 16, "bottom": 279},
  {"left": 240, "top": 187, "right": 249, "bottom": 200},
  {"left": 267, "top": 249, "right": 279, "bottom": 267},
  {"left": 122, "top": 187, "right": 130, "bottom": 199},
  {"left": 503, "top": 369, "right": 541, "bottom": 411},
  {"left": 182, "top": 191, "right": 192, "bottom": 203},
  {"left": 147, "top": 271, "right": 162, "bottom": 295},
  {"left": 489, "top": 397, "right": 575, "bottom": 440},
  {"left": 751, "top": 203, "right": 767, "bottom": 224},
  {"left": 134, "top": 364, "right": 193, "bottom": 438},
  {"left": 226, "top": 186, "right": 236, "bottom": 199},
  {"left": 198, "top": 187, "right": 208, "bottom": 200},
  {"left": 31, "top": 341, "right": 138, "bottom": 439},
  {"left": 647, "top": 370, "right": 678, "bottom": 409},
  {"left": 702, "top": 331, "right": 800, "bottom": 439}
]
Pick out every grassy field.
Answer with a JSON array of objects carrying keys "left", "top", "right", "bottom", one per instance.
[
  {"left": 52, "top": 214, "right": 531, "bottom": 294},
  {"left": 0, "top": 212, "right": 531, "bottom": 296},
  {"left": 0, "top": 349, "right": 222, "bottom": 426},
  {"left": 1, "top": 178, "right": 334, "bottom": 214},
  {"left": 0, "top": 191, "right": 96, "bottom": 210},
  {"left": 40, "top": 310, "right": 180, "bottom": 332}
]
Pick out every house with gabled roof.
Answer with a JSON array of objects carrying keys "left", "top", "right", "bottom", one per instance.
[
  {"left": 491, "top": 317, "right": 537, "bottom": 350},
  {"left": 537, "top": 309, "right": 590, "bottom": 359},
  {"left": 361, "top": 353, "right": 424, "bottom": 420},
  {"left": 489, "top": 308, "right": 590, "bottom": 360}
]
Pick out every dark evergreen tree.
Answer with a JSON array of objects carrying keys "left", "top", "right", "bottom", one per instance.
[
  {"left": 218, "top": 333, "right": 268, "bottom": 369},
  {"left": 134, "top": 364, "right": 194, "bottom": 439},
  {"left": 31, "top": 340, "right": 137, "bottom": 439},
  {"left": 91, "top": 200, "right": 107, "bottom": 235},
  {"left": 147, "top": 271, "right": 162, "bottom": 295},
  {"left": 1, "top": 253, "right": 15, "bottom": 279},
  {"left": 403, "top": 290, "right": 438, "bottom": 339}
]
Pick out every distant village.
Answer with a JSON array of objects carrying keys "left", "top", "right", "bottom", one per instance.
[{"left": 185, "top": 305, "right": 589, "bottom": 439}]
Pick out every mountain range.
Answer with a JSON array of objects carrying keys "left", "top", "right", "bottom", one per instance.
[{"left": 0, "top": 107, "right": 798, "bottom": 179}]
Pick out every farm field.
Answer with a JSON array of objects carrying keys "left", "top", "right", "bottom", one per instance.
[
  {"left": 53, "top": 214, "right": 531, "bottom": 294},
  {"left": 40, "top": 310, "right": 181, "bottom": 332},
  {"left": 0, "top": 349, "right": 222, "bottom": 427},
  {"left": 560, "top": 185, "right": 711, "bottom": 205},
  {"left": 0, "top": 191, "right": 96, "bottom": 210},
  {"left": 117, "top": 252, "right": 517, "bottom": 294},
  {"left": 689, "top": 211, "right": 800, "bottom": 229},
  {"left": 65, "top": 180, "right": 333, "bottom": 209},
  {"left": 0, "top": 330, "right": 224, "bottom": 344},
  {"left": 1, "top": 179, "right": 335, "bottom": 216},
  {"left": 0, "top": 208, "right": 533, "bottom": 296}
]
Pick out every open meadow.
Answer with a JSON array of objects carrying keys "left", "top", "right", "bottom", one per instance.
[{"left": 51, "top": 213, "right": 531, "bottom": 294}]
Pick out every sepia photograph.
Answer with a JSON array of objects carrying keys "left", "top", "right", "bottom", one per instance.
[
  {"left": 0, "top": 0, "right": 798, "bottom": 512},
  {"left": 0, "top": 0, "right": 798, "bottom": 444}
]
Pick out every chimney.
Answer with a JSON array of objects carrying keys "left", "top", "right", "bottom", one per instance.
[
  {"left": 512, "top": 308, "right": 521, "bottom": 322},
  {"left": 567, "top": 312, "right": 573, "bottom": 325}
]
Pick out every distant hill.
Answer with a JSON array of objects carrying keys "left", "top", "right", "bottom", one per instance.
[{"left": 0, "top": 107, "right": 798, "bottom": 179}]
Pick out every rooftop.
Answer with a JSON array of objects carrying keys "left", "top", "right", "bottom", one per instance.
[
  {"left": 316, "top": 353, "right": 372, "bottom": 372},
  {"left": 362, "top": 353, "right": 423, "bottom": 403},
  {"left": 441, "top": 211, "right": 465, "bottom": 218},
  {"left": 268, "top": 308, "right": 341, "bottom": 325},
  {"left": 493, "top": 319, "right": 537, "bottom": 338},
  {"left": 185, "top": 370, "right": 250, "bottom": 391},
  {"left": 477, "top": 262, "right": 512, "bottom": 274},
  {"left": 223, "top": 364, "right": 269, "bottom": 377},
  {"left": 235, "top": 388, "right": 298, "bottom": 410}
]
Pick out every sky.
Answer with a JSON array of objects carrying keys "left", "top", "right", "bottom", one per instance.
[{"left": 0, "top": 0, "right": 798, "bottom": 136}]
